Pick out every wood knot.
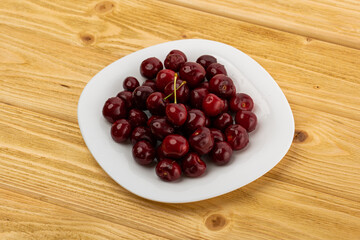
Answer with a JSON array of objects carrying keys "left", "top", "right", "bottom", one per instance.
[
  {"left": 205, "top": 214, "right": 227, "bottom": 231},
  {"left": 306, "top": 37, "right": 312, "bottom": 42},
  {"left": 293, "top": 130, "right": 308, "bottom": 143},
  {"left": 313, "top": 85, "right": 320, "bottom": 89},
  {"left": 95, "top": 1, "right": 114, "bottom": 14},
  {"left": 79, "top": 33, "right": 95, "bottom": 45}
]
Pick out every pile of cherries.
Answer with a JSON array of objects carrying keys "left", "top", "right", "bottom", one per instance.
[{"left": 102, "top": 50, "right": 257, "bottom": 182}]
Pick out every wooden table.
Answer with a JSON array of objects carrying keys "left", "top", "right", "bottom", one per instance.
[{"left": 1, "top": 0, "right": 359, "bottom": 239}]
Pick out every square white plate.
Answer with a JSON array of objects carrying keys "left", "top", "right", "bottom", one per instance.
[{"left": 78, "top": 39, "right": 294, "bottom": 203}]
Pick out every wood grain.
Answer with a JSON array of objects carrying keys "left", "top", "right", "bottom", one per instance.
[
  {"left": 161, "top": 0, "right": 360, "bottom": 49},
  {"left": 0, "top": 0, "right": 359, "bottom": 239}
]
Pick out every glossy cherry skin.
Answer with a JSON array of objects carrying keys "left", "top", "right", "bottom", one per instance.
[
  {"left": 149, "top": 118, "right": 175, "bottom": 140},
  {"left": 212, "top": 113, "right": 233, "bottom": 130},
  {"left": 163, "top": 79, "right": 190, "bottom": 103},
  {"left": 184, "top": 109, "right": 206, "bottom": 134},
  {"left": 147, "top": 115, "right": 162, "bottom": 127},
  {"left": 209, "top": 74, "right": 236, "bottom": 99},
  {"left": 128, "top": 109, "right": 148, "bottom": 128},
  {"left": 210, "top": 128, "right": 225, "bottom": 142},
  {"left": 229, "top": 93, "right": 254, "bottom": 112},
  {"left": 196, "top": 55, "right": 217, "bottom": 70},
  {"left": 155, "top": 69, "right": 176, "bottom": 92},
  {"left": 117, "top": 91, "right": 133, "bottom": 110},
  {"left": 142, "top": 80, "right": 157, "bottom": 91},
  {"left": 235, "top": 110, "right": 257, "bottom": 132},
  {"left": 123, "top": 76, "right": 139, "bottom": 91},
  {"left": 181, "top": 153, "right": 206, "bottom": 178},
  {"left": 102, "top": 97, "right": 127, "bottom": 123},
  {"left": 166, "top": 103, "right": 187, "bottom": 126},
  {"left": 222, "top": 99, "right": 229, "bottom": 113},
  {"left": 189, "top": 127, "right": 214, "bottom": 155},
  {"left": 132, "top": 140, "right": 156, "bottom": 165},
  {"left": 202, "top": 93, "right": 225, "bottom": 117},
  {"left": 132, "top": 86, "right": 154, "bottom": 110},
  {"left": 190, "top": 87, "right": 208, "bottom": 109},
  {"left": 198, "top": 81, "right": 209, "bottom": 89},
  {"left": 206, "top": 63, "right": 227, "bottom": 80},
  {"left": 225, "top": 124, "right": 249, "bottom": 150},
  {"left": 130, "top": 126, "right": 156, "bottom": 145},
  {"left": 210, "top": 141, "right": 233, "bottom": 165},
  {"left": 164, "top": 50, "right": 187, "bottom": 72},
  {"left": 140, "top": 57, "right": 163, "bottom": 79},
  {"left": 156, "top": 144, "right": 166, "bottom": 161},
  {"left": 156, "top": 159, "right": 182, "bottom": 182},
  {"left": 161, "top": 134, "right": 189, "bottom": 159},
  {"left": 205, "top": 116, "right": 211, "bottom": 127},
  {"left": 146, "top": 92, "right": 167, "bottom": 115},
  {"left": 179, "top": 62, "right": 206, "bottom": 88},
  {"left": 111, "top": 119, "right": 132, "bottom": 143}
]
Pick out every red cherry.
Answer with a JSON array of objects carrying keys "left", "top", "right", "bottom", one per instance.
[
  {"left": 202, "top": 93, "right": 225, "bottom": 117},
  {"left": 102, "top": 97, "right": 127, "bottom": 123},
  {"left": 163, "top": 79, "right": 190, "bottom": 103},
  {"left": 146, "top": 92, "right": 167, "bottom": 116},
  {"left": 198, "top": 82, "right": 209, "bottom": 89},
  {"left": 181, "top": 153, "right": 206, "bottom": 177},
  {"left": 166, "top": 103, "right": 187, "bottom": 126},
  {"left": 132, "top": 86, "right": 154, "bottom": 110},
  {"left": 225, "top": 124, "right": 249, "bottom": 150},
  {"left": 161, "top": 134, "right": 189, "bottom": 159},
  {"left": 156, "top": 144, "right": 166, "bottom": 161},
  {"left": 209, "top": 74, "right": 236, "bottom": 99},
  {"left": 229, "top": 93, "right": 254, "bottom": 112},
  {"left": 123, "top": 76, "right": 139, "bottom": 91},
  {"left": 179, "top": 62, "right": 206, "bottom": 88},
  {"left": 132, "top": 140, "right": 156, "bottom": 165},
  {"left": 155, "top": 69, "right": 176, "bottom": 92},
  {"left": 149, "top": 118, "right": 175, "bottom": 140},
  {"left": 168, "top": 50, "right": 187, "bottom": 61},
  {"left": 222, "top": 99, "right": 229, "bottom": 113},
  {"left": 147, "top": 115, "right": 162, "bottom": 127},
  {"left": 111, "top": 119, "right": 132, "bottom": 143},
  {"left": 140, "top": 57, "right": 163, "bottom": 79},
  {"left": 212, "top": 113, "right": 233, "bottom": 130},
  {"left": 235, "top": 110, "right": 257, "bottom": 132},
  {"left": 130, "top": 126, "right": 156, "bottom": 146},
  {"left": 210, "top": 128, "right": 225, "bottom": 142},
  {"left": 128, "top": 109, "right": 148, "bottom": 128},
  {"left": 206, "top": 63, "right": 227, "bottom": 80},
  {"left": 184, "top": 109, "right": 206, "bottom": 134},
  {"left": 196, "top": 55, "right": 217, "bottom": 70},
  {"left": 210, "top": 141, "right": 233, "bottom": 165},
  {"left": 142, "top": 80, "right": 157, "bottom": 91},
  {"left": 117, "top": 91, "right": 133, "bottom": 110},
  {"left": 156, "top": 159, "right": 182, "bottom": 182},
  {"left": 190, "top": 87, "right": 208, "bottom": 109},
  {"left": 164, "top": 50, "right": 187, "bottom": 72},
  {"left": 189, "top": 127, "right": 214, "bottom": 155}
]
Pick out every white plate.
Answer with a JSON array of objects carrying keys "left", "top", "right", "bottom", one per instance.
[{"left": 78, "top": 39, "right": 294, "bottom": 203}]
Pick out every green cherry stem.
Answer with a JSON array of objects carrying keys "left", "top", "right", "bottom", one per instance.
[
  {"left": 173, "top": 73, "right": 178, "bottom": 104},
  {"left": 163, "top": 80, "right": 187, "bottom": 101}
]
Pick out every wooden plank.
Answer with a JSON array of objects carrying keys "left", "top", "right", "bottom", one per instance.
[
  {"left": 0, "top": 188, "right": 168, "bottom": 240},
  {"left": 0, "top": 0, "right": 359, "bottom": 125},
  {"left": 0, "top": 102, "right": 359, "bottom": 240},
  {"left": 161, "top": 0, "right": 360, "bottom": 49}
]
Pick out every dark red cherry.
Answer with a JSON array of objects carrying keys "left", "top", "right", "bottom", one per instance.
[
  {"left": 140, "top": 57, "right": 163, "bottom": 79},
  {"left": 184, "top": 109, "right": 206, "bottom": 134},
  {"left": 155, "top": 69, "right": 176, "bottom": 92},
  {"left": 210, "top": 128, "right": 225, "bottom": 142},
  {"left": 117, "top": 91, "right": 133, "bottom": 110},
  {"left": 161, "top": 134, "right": 189, "bottom": 159},
  {"left": 235, "top": 110, "right": 257, "bottom": 132},
  {"left": 102, "top": 97, "right": 127, "bottom": 123},
  {"left": 164, "top": 50, "right": 187, "bottom": 72},
  {"left": 206, "top": 63, "right": 227, "bottom": 80},
  {"left": 128, "top": 109, "right": 148, "bottom": 128},
  {"left": 230, "top": 93, "right": 254, "bottom": 112},
  {"left": 189, "top": 127, "right": 214, "bottom": 155},
  {"left": 156, "top": 159, "right": 182, "bottom": 182},
  {"left": 149, "top": 118, "right": 175, "bottom": 140},
  {"left": 132, "top": 86, "right": 154, "bottom": 110},
  {"left": 111, "top": 119, "right": 132, "bottom": 143},
  {"left": 179, "top": 62, "right": 206, "bottom": 88},
  {"left": 225, "top": 124, "right": 249, "bottom": 150},
  {"left": 130, "top": 126, "right": 156, "bottom": 145},
  {"left": 181, "top": 153, "right": 206, "bottom": 178},
  {"left": 209, "top": 74, "right": 236, "bottom": 99},
  {"left": 202, "top": 93, "right": 225, "bottom": 117},
  {"left": 198, "top": 81, "right": 209, "bottom": 89},
  {"left": 190, "top": 87, "right": 208, "bottom": 109},
  {"left": 196, "top": 55, "right": 217, "bottom": 70},
  {"left": 168, "top": 50, "right": 187, "bottom": 61},
  {"left": 163, "top": 79, "right": 190, "bottom": 103},
  {"left": 156, "top": 144, "right": 166, "bottom": 161},
  {"left": 210, "top": 141, "right": 233, "bottom": 166},
  {"left": 142, "top": 80, "right": 157, "bottom": 91},
  {"left": 132, "top": 140, "right": 155, "bottom": 165},
  {"left": 222, "top": 99, "right": 229, "bottom": 113},
  {"left": 147, "top": 115, "right": 162, "bottom": 127},
  {"left": 166, "top": 103, "right": 187, "bottom": 126},
  {"left": 123, "top": 76, "right": 139, "bottom": 91},
  {"left": 146, "top": 92, "right": 167, "bottom": 115},
  {"left": 212, "top": 113, "right": 233, "bottom": 130}
]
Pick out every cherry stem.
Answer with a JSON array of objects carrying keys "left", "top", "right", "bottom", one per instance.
[
  {"left": 173, "top": 73, "right": 178, "bottom": 104},
  {"left": 163, "top": 80, "right": 187, "bottom": 101}
]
